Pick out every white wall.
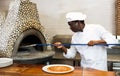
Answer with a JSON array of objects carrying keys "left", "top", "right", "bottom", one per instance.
[{"left": 30, "top": 0, "right": 115, "bottom": 36}]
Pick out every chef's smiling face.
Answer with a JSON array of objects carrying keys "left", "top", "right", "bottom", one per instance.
[{"left": 68, "top": 20, "right": 85, "bottom": 32}]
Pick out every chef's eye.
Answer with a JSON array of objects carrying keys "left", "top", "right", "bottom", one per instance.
[{"left": 68, "top": 21, "right": 78, "bottom": 26}]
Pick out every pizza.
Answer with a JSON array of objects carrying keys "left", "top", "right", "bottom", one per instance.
[
  {"left": 42, "top": 64, "right": 74, "bottom": 73},
  {"left": 47, "top": 65, "right": 72, "bottom": 72}
]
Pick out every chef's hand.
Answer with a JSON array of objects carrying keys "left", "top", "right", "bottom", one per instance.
[
  {"left": 87, "top": 40, "right": 98, "bottom": 46},
  {"left": 88, "top": 40, "right": 106, "bottom": 46},
  {"left": 53, "top": 42, "right": 63, "bottom": 48},
  {"left": 53, "top": 42, "right": 67, "bottom": 54}
]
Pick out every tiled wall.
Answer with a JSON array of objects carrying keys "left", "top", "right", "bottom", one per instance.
[{"left": 0, "top": 11, "right": 6, "bottom": 31}]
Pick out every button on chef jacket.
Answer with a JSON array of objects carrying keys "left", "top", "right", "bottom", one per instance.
[{"left": 63, "top": 24, "right": 118, "bottom": 71}]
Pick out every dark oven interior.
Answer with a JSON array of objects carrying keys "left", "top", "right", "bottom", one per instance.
[{"left": 18, "top": 35, "right": 44, "bottom": 54}]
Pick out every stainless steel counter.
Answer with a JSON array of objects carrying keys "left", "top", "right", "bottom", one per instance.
[{"left": 53, "top": 52, "right": 120, "bottom": 62}]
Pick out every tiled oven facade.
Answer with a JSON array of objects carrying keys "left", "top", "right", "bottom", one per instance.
[{"left": 0, "top": 0, "right": 54, "bottom": 63}]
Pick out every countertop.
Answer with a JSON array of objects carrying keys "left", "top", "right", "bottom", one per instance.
[{"left": 0, "top": 63, "right": 116, "bottom": 76}]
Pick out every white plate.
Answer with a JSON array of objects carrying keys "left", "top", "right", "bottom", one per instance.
[
  {"left": 42, "top": 64, "right": 74, "bottom": 74},
  {"left": 0, "top": 58, "right": 13, "bottom": 68}
]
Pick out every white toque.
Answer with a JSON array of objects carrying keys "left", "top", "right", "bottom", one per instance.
[{"left": 66, "top": 12, "right": 86, "bottom": 22}]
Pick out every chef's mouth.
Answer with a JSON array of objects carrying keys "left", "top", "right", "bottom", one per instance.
[{"left": 72, "top": 30, "right": 83, "bottom": 32}]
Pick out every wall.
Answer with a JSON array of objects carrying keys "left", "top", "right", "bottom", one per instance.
[
  {"left": 0, "top": 0, "right": 116, "bottom": 39},
  {"left": 30, "top": 0, "right": 115, "bottom": 37}
]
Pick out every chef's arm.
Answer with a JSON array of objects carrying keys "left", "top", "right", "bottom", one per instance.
[
  {"left": 88, "top": 40, "right": 107, "bottom": 46},
  {"left": 54, "top": 42, "right": 67, "bottom": 54}
]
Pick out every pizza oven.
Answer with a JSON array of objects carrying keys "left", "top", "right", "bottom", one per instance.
[{"left": 0, "top": 0, "right": 55, "bottom": 63}]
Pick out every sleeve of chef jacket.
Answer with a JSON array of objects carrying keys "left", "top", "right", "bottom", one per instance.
[
  {"left": 63, "top": 38, "right": 77, "bottom": 58},
  {"left": 97, "top": 24, "right": 118, "bottom": 48}
]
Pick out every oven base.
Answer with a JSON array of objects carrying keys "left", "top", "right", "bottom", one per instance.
[{"left": 13, "top": 56, "right": 53, "bottom": 64}]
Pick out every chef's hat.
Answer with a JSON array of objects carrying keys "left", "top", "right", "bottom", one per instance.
[{"left": 66, "top": 12, "right": 86, "bottom": 22}]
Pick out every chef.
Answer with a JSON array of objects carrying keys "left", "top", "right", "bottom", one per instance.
[{"left": 54, "top": 12, "right": 118, "bottom": 71}]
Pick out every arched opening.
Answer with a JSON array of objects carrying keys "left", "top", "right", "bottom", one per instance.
[{"left": 12, "top": 29, "right": 47, "bottom": 56}]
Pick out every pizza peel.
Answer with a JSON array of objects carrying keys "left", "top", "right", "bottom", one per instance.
[{"left": 20, "top": 43, "right": 120, "bottom": 47}]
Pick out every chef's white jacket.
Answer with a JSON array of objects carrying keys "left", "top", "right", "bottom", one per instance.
[{"left": 63, "top": 24, "right": 118, "bottom": 71}]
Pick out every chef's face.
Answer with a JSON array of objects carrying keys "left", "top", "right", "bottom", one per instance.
[{"left": 68, "top": 20, "right": 85, "bottom": 32}]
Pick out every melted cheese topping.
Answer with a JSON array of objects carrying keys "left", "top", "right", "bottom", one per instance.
[{"left": 47, "top": 66, "right": 72, "bottom": 72}]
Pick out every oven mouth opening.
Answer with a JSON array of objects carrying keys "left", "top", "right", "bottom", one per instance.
[
  {"left": 12, "top": 29, "right": 47, "bottom": 57},
  {"left": 16, "top": 35, "right": 44, "bottom": 56},
  {"left": 18, "top": 35, "right": 44, "bottom": 52}
]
